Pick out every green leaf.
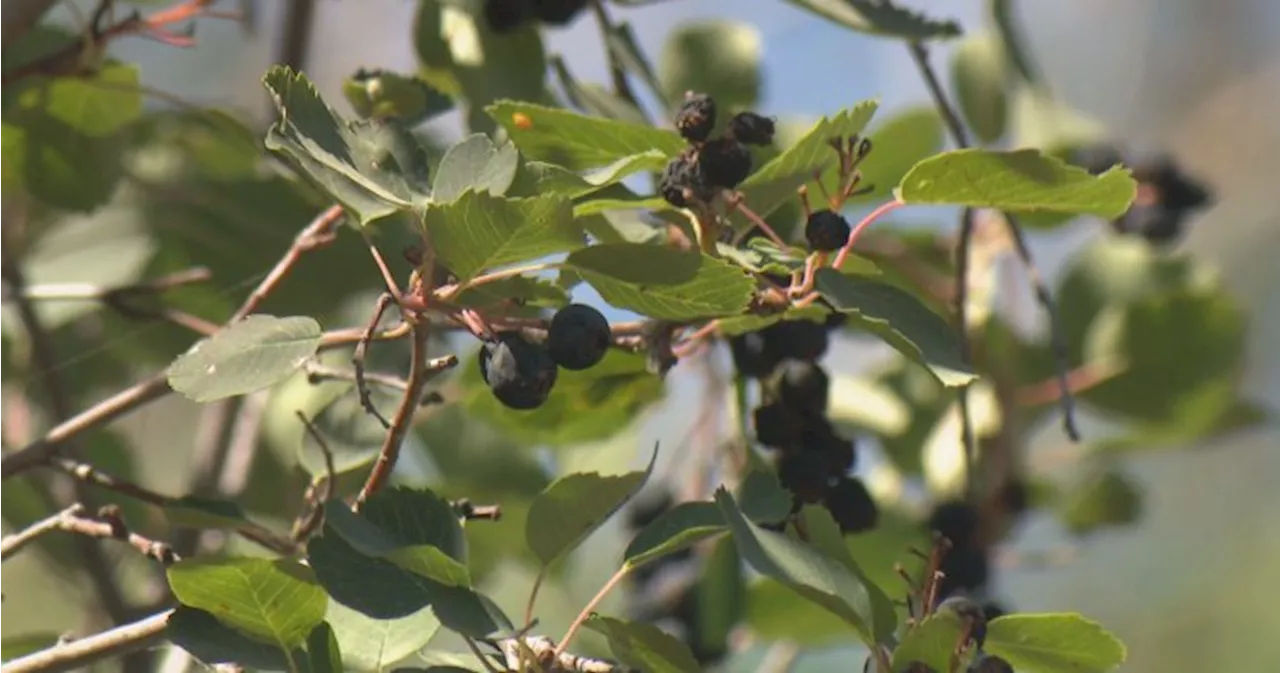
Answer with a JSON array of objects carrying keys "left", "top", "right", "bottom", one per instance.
[
  {"left": 659, "top": 20, "right": 762, "bottom": 113},
  {"left": 605, "top": 21, "right": 671, "bottom": 110},
  {"left": 432, "top": 134, "right": 519, "bottom": 203},
  {"left": 510, "top": 151, "right": 668, "bottom": 200},
  {"left": 985, "top": 613, "right": 1127, "bottom": 673},
  {"left": 852, "top": 106, "right": 945, "bottom": 204},
  {"left": 568, "top": 245, "right": 753, "bottom": 320},
  {"left": 461, "top": 349, "right": 664, "bottom": 446},
  {"left": 951, "top": 33, "right": 1009, "bottom": 145},
  {"left": 162, "top": 495, "right": 250, "bottom": 529},
  {"left": 166, "top": 557, "right": 327, "bottom": 649},
  {"left": 623, "top": 502, "right": 726, "bottom": 568},
  {"left": 551, "top": 56, "right": 648, "bottom": 125},
  {"left": 745, "top": 579, "right": 855, "bottom": 647},
  {"left": 305, "top": 622, "right": 342, "bottom": 673},
  {"left": 890, "top": 609, "right": 965, "bottom": 672},
  {"left": 713, "top": 488, "right": 888, "bottom": 645},
  {"left": 690, "top": 536, "right": 745, "bottom": 658},
  {"left": 341, "top": 69, "right": 452, "bottom": 124},
  {"left": 780, "top": 0, "right": 961, "bottom": 39},
  {"left": 716, "top": 307, "right": 831, "bottom": 337},
  {"left": 898, "top": 148, "right": 1137, "bottom": 218},
  {"left": 585, "top": 616, "right": 701, "bottom": 673},
  {"left": 487, "top": 100, "right": 685, "bottom": 171},
  {"left": 815, "top": 269, "right": 975, "bottom": 386},
  {"left": 736, "top": 470, "right": 793, "bottom": 524},
  {"left": 167, "top": 607, "right": 300, "bottom": 670},
  {"left": 1058, "top": 468, "right": 1142, "bottom": 535},
  {"left": 729, "top": 100, "right": 880, "bottom": 231},
  {"left": 423, "top": 190, "right": 581, "bottom": 282},
  {"left": 325, "top": 600, "right": 440, "bottom": 673},
  {"left": 385, "top": 545, "right": 473, "bottom": 588},
  {"left": 454, "top": 275, "right": 571, "bottom": 310},
  {"left": 263, "top": 66, "right": 430, "bottom": 225},
  {"left": 526, "top": 446, "right": 658, "bottom": 567},
  {"left": 10, "top": 61, "right": 142, "bottom": 136},
  {"left": 167, "top": 315, "right": 322, "bottom": 403}
]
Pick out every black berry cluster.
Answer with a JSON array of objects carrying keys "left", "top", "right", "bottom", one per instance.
[
  {"left": 479, "top": 303, "right": 611, "bottom": 409},
  {"left": 660, "top": 92, "right": 776, "bottom": 209},
  {"left": 1071, "top": 144, "right": 1212, "bottom": 246},
  {"left": 481, "top": 0, "right": 588, "bottom": 33},
  {"left": 926, "top": 501, "right": 989, "bottom": 601},
  {"left": 733, "top": 317, "right": 877, "bottom": 533}
]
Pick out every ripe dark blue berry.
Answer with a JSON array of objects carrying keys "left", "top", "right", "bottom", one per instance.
[
  {"left": 937, "top": 546, "right": 990, "bottom": 599},
  {"left": 980, "top": 601, "right": 1008, "bottom": 621},
  {"left": 805, "top": 209, "right": 851, "bottom": 252},
  {"left": 753, "top": 401, "right": 806, "bottom": 448},
  {"left": 659, "top": 152, "right": 709, "bottom": 208},
  {"left": 777, "top": 451, "right": 831, "bottom": 504},
  {"left": 729, "top": 332, "right": 780, "bottom": 378},
  {"left": 1115, "top": 204, "right": 1186, "bottom": 245},
  {"left": 483, "top": 0, "right": 533, "bottom": 32},
  {"left": 802, "top": 418, "right": 855, "bottom": 475},
  {"left": 479, "top": 332, "right": 558, "bottom": 410},
  {"left": 728, "top": 111, "right": 775, "bottom": 145},
  {"left": 772, "top": 360, "right": 830, "bottom": 415},
  {"left": 530, "top": 0, "right": 587, "bottom": 25},
  {"left": 824, "top": 476, "right": 877, "bottom": 533},
  {"left": 762, "top": 319, "right": 829, "bottom": 362},
  {"left": 547, "top": 303, "right": 611, "bottom": 370},
  {"left": 928, "top": 500, "right": 980, "bottom": 549},
  {"left": 968, "top": 655, "right": 1013, "bottom": 673},
  {"left": 824, "top": 311, "right": 848, "bottom": 330},
  {"left": 697, "top": 138, "right": 752, "bottom": 190},
  {"left": 675, "top": 93, "right": 717, "bottom": 143},
  {"left": 1133, "top": 155, "right": 1211, "bottom": 211}
]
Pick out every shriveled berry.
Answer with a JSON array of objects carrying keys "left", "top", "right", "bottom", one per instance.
[
  {"left": 675, "top": 93, "right": 717, "bottom": 143},
  {"left": 805, "top": 209, "right": 851, "bottom": 252},
  {"left": 483, "top": 0, "right": 533, "bottom": 32},
  {"left": 729, "top": 332, "right": 780, "bottom": 378},
  {"left": 928, "top": 500, "right": 980, "bottom": 549},
  {"left": 937, "top": 547, "right": 990, "bottom": 599},
  {"left": 530, "top": 0, "right": 587, "bottom": 25},
  {"left": 968, "top": 655, "right": 1013, "bottom": 673},
  {"left": 762, "top": 319, "right": 829, "bottom": 362},
  {"left": 753, "top": 401, "right": 806, "bottom": 449},
  {"left": 771, "top": 359, "right": 830, "bottom": 415},
  {"left": 697, "top": 138, "right": 752, "bottom": 190},
  {"left": 659, "top": 152, "right": 708, "bottom": 208},
  {"left": 1133, "top": 155, "right": 1211, "bottom": 210},
  {"left": 825, "top": 477, "right": 877, "bottom": 533},
  {"left": 802, "top": 418, "right": 855, "bottom": 475},
  {"left": 778, "top": 452, "right": 831, "bottom": 504},
  {"left": 728, "top": 111, "right": 775, "bottom": 145},
  {"left": 479, "top": 332, "right": 558, "bottom": 410},
  {"left": 547, "top": 303, "right": 611, "bottom": 370}
]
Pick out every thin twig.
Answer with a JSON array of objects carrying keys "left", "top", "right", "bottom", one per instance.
[
  {"left": 231, "top": 204, "right": 344, "bottom": 323},
  {"left": 1, "top": 609, "right": 175, "bottom": 673},
  {"left": 555, "top": 566, "right": 631, "bottom": 657},
  {"left": 1, "top": 504, "right": 85, "bottom": 560},
  {"left": 291, "top": 411, "right": 335, "bottom": 543},
  {"left": 587, "top": 0, "right": 644, "bottom": 117},
  {"left": 954, "top": 208, "right": 978, "bottom": 500},
  {"left": 353, "top": 293, "right": 396, "bottom": 428},
  {"left": 354, "top": 323, "right": 433, "bottom": 509},
  {"left": 904, "top": 39, "right": 1079, "bottom": 442},
  {"left": 7, "top": 267, "right": 211, "bottom": 302}
]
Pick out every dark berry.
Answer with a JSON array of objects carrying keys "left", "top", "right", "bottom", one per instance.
[
  {"left": 1115, "top": 204, "right": 1186, "bottom": 245},
  {"left": 802, "top": 418, "right": 855, "bottom": 475},
  {"left": 1133, "top": 155, "right": 1211, "bottom": 211},
  {"left": 728, "top": 111, "right": 775, "bottom": 146},
  {"left": 659, "top": 152, "right": 709, "bottom": 208},
  {"left": 1069, "top": 143, "right": 1124, "bottom": 176},
  {"left": 777, "top": 452, "right": 831, "bottom": 504},
  {"left": 771, "top": 359, "right": 830, "bottom": 415},
  {"left": 626, "top": 489, "right": 675, "bottom": 532},
  {"left": 675, "top": 93, "right": 716, "bottom": 143},
  {"left": 762, "top": 319, "right": 829, "bottom": 362},
  {"left": 999, "top": 479, "right": 1030, "bottom": 517},
  {"left": 968, "top": 655, "right": 1014, "bottom": 673},
  {"left": 824, "top": 311, "right": 848, "bottom": 330},
  {"left": 479, "top": 332, "right": 558, "bottom": 410},
  {"left": 824, "top": 477, "right": 877, "bottom": 533},
  {"left": 937, "top": 546, "right": 990, "bottom": 599},
  {"left": 928, "top": 500, "right": 980, "bottom": 549},
  {"left": 980, "top": 601, "right": 1008, "bottom": 621},
  {"left": 729, "top": 332, "right": 780, "bottom": 378},
  {"left": 530, "top": 0, "right": 587, "bottom": 26},
  {"left": 547, "top": 303, "right": 611, "bottom": 370},
  {"left": 753, "top": 401, "right": 806, "bottom": 449},
  {"left": 937, "top": 595, "right": 988, "bottom": 649},
  {"left": 483, "top": 0, "right": 533, "bottom": 32},
  {"left": 805, "top": 209, "right": 851, "bottom": 252},
  {"left": 697, "top": 138, "right": 752, "bottom": 190}
]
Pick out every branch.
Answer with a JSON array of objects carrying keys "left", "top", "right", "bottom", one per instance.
[
  {"left": 1, "top": 504, "right": 83, "bottom": 560},
  {"left": 5, "top": 267, "right": 211, "bottom": 302},
  {"left": 0, "top": 609, "right": 175, "bottom": 673},
  {"left": 354, "top": 323, "right": 433, "bottom": 508},
  {"left": 904, "top": 39, "right": 1079, "bottom": 442}
]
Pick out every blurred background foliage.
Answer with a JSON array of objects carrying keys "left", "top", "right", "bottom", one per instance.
[{"left": 2, "top": 1, "right": 1278, "bottom": 671}]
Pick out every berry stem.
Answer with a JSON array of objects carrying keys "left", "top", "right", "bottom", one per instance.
[
  {"left": 555, "top": 565, "right": 631, "bottom": 657},
  {"left": 438, "top": 261, "right": 562, "bottom": 301},
  {"left": 729, "top": 199, "right": 789, "bottom": 249},
  {"left": 832, "top": 197, "right": 905, "bottom": 270},
  {"left": 672, "top": 320, "right": 721, "bottom": 357}
]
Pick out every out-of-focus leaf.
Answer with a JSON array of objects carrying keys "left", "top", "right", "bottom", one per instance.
[
  {"left": 780, "top": 0, "right": 961, "bottom": 39},
  {"left": 659, "top": 20, "right": 762, "bottom": 114}
]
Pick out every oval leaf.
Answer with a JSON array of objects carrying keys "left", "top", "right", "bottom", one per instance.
[
  {"left": 166, "top": 557, "right": 327, "bottom": 649},
  {"left": 623, "top": 502, "right": 726, "bottom": 569},
  {"left": 897, "top": 148, "right": 1137, "bottom": 218},
  {"left": 432, "top": 134, "right": 519, "bottom": 203},
  {"left": 985, "top": 613, "right": 1127, "bottom": 673},
  {"left": 570, "top": 249, "right": 754, "bottom": 321},
  {"left": 526, "top": 446, "right": 658, "bottom": 567},
  {"left": 325, "top": 600, "right": 440, "bottom": 673},
  {"left": 305, "top": 622, "right": 342, "bottom": 673},
  {"left": 890, "top": 610, "right": 965, "bottom": 672},
  {"left": 951, "top": 34, "right": 1009, "bottom": 144},
  {"left": 585, "top": 616, "right": 701, "bottom": 673},
  {"left": 487, "top": 101, "right": 685, "bottom": 171},
  {"left": 166, "top": 607, "right": 300, "bottom": 670},
  {"left": 167, "top": 315, "right": 322, "bottom": 403},
  {"left": 424, "top": 190, "right": 582, "bottom": 283}
]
